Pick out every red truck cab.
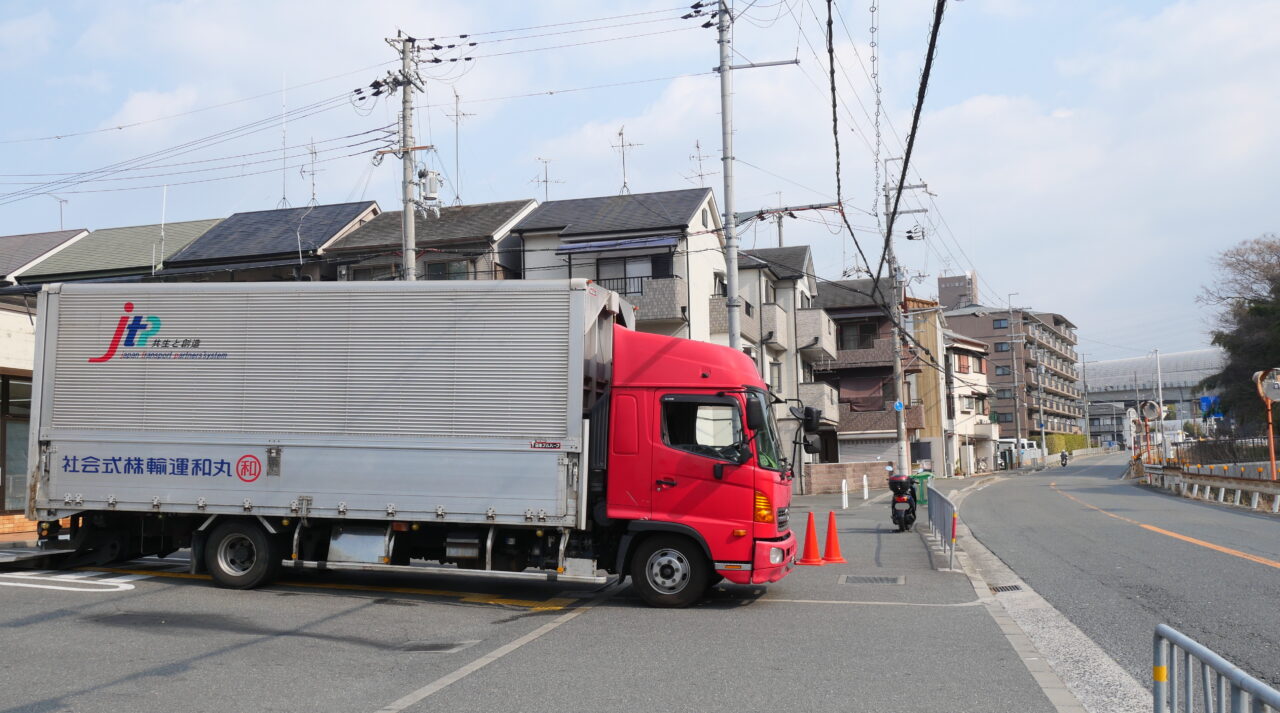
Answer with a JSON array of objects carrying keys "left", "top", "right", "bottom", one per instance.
[{"left": 605, "top": 326, "right": 797, "bottom": 606}]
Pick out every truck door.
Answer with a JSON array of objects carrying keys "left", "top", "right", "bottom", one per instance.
[{"left": 650, "top": 394, "right": 754, "bottom": 562}]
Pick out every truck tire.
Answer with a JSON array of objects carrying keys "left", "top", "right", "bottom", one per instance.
[
  {"left": 629, "top": 534, "right": 709, "bottom": 608},
  {"left": 204, "top": 520, "right": 281, "bottom": 589}
]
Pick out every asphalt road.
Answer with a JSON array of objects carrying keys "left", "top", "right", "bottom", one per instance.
[
  {"left": 0, "top": 495, "right": 1060, "bottom": 713},
  {"left": 956, "top": 453, "right": 1280, "bottom": 689}
]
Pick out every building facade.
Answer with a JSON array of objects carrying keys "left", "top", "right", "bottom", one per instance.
[
  {"left": 943, "top": 297, "right": 1084, "bottom": 444},
  {"left": 945, "top": 331, "right": 997, "bottom": 474}
]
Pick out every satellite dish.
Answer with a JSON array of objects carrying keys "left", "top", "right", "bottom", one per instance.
[{"left": 1140, "top": 401, "right": 1161, "bottom": 420}]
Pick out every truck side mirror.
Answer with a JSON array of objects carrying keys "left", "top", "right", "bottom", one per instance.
[
  {"left": 802, "top": 436, "right": 820, "bottom": 454},
  {"left": 746, "top": 404, "right": 764, "bottom": 432},
  {"left": 802, "top": 407, "right": 822, "bottom": 434}
]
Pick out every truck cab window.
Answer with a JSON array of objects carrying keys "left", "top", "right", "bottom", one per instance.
[{"left": 661, "top": 399, "right": 742, "bottom": 461}]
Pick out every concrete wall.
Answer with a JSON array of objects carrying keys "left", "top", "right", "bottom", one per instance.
[{"left": 805, "top": 461, "right": 895, "bottom": 494}]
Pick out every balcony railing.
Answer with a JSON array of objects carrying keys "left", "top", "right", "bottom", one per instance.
[{"left": 596, "top": 276, "right": 646, "bottom": 295}]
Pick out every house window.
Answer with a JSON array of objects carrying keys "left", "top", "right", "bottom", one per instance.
[
  {"left": 994, "top": 412, "right": 1013, "bottom": 423},
  {"left": 769, "top": 362, "right": 783, "bottom": 391},
  {"left": 995, "top": 365, "right": 1011, "bottom": 376},
  {"left": 974, "top": 356, "right": 985, "bottom": 374},
  {"left": 997, "top": 388, "right": 1013, "bottom": 399},
  {"left": 350, "top": 263, "right": 400, "bottom": 281},
  {"left": 744, "top": 301, "right": 755, "bottom": 317},
  {"left": 714, "top": 273, "right": 728, "bottom": 297},
  {"left": 838, "top": 321, "right": 878, "bottom": 350},
  {"left": 995, "top": 342, "right": 1011, "bottom": 352},
  {"left": 426, "top": 260, "right": 469, "bottom": 280},
  {"left": 702, "top": 208, "right": 709, "bottom": 228},
  {"left": 2, "top": 376, "right": 32, "bottom": 513},
  {"left": 956, "top": 354, "right": 970, "bottom": 373},
  {"left": 993, "top": 318, "right": 1009, "bottom": 329},
  {"left": 801, "top": 294, "right": 813, "bottom": 309},
  {"left": 764, "top": 282, "right": 777, "bottom": 304}
]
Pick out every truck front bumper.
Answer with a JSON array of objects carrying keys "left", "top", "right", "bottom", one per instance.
[{"left": 716, "top": 531, "right": 797, "bottom": 585}]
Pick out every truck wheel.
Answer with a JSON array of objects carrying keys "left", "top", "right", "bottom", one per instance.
[
  {"left": 630, "top": 535, "right": 709, "bottom": 608},
  {"left": 204, "top": 521, "right": 281, "bottom": 589}
]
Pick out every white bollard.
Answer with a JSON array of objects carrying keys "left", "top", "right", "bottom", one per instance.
[
  {"left": 863, "top": 474, "right": 869, "bottom": 501},
  {"left": 841, "top": 479, "right": 849, "bottom": 510},
  {"left": 1251, "top": 492, "right": 1260, "bottom": 510}
]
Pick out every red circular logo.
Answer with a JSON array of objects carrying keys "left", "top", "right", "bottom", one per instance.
[{"left": 236, "top": 455, "right": 262, "bottom": 482}]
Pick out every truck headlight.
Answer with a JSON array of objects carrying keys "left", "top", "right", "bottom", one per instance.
[{"left": 769, "top": 547, "right": 785, "bottom": 565}]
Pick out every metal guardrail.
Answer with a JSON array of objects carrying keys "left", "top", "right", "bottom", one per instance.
[
  {"left": 925, "top": 483, "right": 958, "bottom": 569},
  {"left": 1153, "top": 624, "right": 1280, "bottom": 712}
]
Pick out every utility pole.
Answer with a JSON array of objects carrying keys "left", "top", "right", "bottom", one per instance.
[
  {"left": 715, "top": 0, "right": 797, "bottom": 350},
  {"left": 1036, "top": 347, "right": 1047, "bottom": 457},
  {"left": 888, "top": 246, "right": 910, "bottom": 476},
  {"left": 1008, "top": 293, "right": 1024, "bottom": 468},
  {"left": 381, "top": 33, "right": 429, "bottom": 280}
]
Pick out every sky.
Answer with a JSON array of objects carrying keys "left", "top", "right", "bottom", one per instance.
[{"left": 1, "top": 0, "right": 1274, "bottom": 362}]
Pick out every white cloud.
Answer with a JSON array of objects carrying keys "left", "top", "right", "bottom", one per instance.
[{"left": 0, "top": 10, "right": 55, "bottom": 69}]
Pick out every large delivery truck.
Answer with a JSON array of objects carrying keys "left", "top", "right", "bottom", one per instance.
[{"left": 22, "top": 280, "right": 807, "bottom": 606}]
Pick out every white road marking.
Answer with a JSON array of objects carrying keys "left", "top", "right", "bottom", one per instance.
[
  {"left": 0, "top": 572, "right": 135, "bottom": 593},
  {"left": 371, "top": 583, "right": 621, "bottom": 713}
]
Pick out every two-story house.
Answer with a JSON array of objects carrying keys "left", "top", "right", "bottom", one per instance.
[
  {"left": 510, "top": 188, "right": 736, "bottom": 343},
  {"left": 738, "top": 247, "right": 839, "bottom": 488},
  {"left": 813, "top": 278, "right": 925, "bottom": 465},
  {"left": 326, "top": 200, "right": 536, "bottom": 281}
]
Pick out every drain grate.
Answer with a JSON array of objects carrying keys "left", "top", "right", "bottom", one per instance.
[
  {"left": 990, "top": 584, "right": 1023, "bottom": 593},
  {"left": 839, "top": 575, "right": 905, "bottom": 585}
]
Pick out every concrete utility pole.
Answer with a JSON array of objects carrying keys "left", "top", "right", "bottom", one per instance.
[
  {"left": 889, "top": 250, "right": 910, "bottom": 476},
  {"left": 390, "top": 33, "right": 421, "bottom": 280},
  {"left": 1008, "top": 293, "right": 1024, "bottom": 468},
  {"left": 715, "top": 0, "right": 797, "bottom": 350},
  {"left": 1036, "top": 347, "right": 1047, "bottom": 456}
]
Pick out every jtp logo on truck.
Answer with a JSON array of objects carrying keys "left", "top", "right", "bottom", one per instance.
[
  {"left": 88, "top": 302, "right": 222, "bottom": 362},
  {"left": 90, "top": 302, "right": 161, "bottom": 362}
]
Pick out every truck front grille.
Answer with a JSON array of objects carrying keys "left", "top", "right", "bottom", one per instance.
[{"left": 776, "top": 507, "right": 789, "bottom": 531}]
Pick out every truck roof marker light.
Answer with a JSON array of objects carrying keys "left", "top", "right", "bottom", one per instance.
[{"left": 753, "top": 491, "right": 774, "bottom": 523}]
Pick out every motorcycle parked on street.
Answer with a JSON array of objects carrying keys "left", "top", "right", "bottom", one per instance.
[{"left": 888, "top": 475, "right": 917, "bottom": 532}]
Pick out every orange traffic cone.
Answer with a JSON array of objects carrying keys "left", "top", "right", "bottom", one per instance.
[
  {"left": 797, "top": 511, "right": 825, "bottom": 566},
  {"left": 822, "top": 511, "right": 847, "bottom": 564}
]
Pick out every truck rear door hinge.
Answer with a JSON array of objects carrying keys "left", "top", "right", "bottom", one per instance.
[
  {"left": 485, "top": 507, "right": 496, "bottom": 520},
  {"left": 242, "top": 498, "right": 253, "bottom": 512},
  {"left": 435, "top": 505, "right": 446, "bottom": 519}
]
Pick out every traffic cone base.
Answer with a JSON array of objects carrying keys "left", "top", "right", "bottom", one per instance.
[
  {"left": 822, "top": 511, "right": 847, "bottom": 564},
  {"left": 797, "top": 511, "right": 825, "bottom": 566}
]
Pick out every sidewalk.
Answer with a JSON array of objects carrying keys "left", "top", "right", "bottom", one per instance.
[{"left": 765, "top": 491, "right": 1085, "bottom": 712}]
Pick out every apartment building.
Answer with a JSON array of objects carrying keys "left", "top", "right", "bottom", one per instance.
[{"left": 943, "top": 296, "right": 1084, "bottom": 441}]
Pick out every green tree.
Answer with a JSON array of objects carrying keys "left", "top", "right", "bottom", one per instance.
[{"left": 1200, "top": 276, "right": 1280, "bottom": 431}]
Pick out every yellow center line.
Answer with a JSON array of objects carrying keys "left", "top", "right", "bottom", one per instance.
[
  {"left": 1049, "top": 481, "right": 1280, "bottom": 572},
  {"left": 81, "top": 566, "right": 573, "bottom": 610}
]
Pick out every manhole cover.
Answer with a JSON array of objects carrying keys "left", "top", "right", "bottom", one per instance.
[
  {"left": 399, "top": 640, "right": 479, "bottom": 653},
  {"left": 839, "top": 575, "right": 905, "bottom": 585},
  {"left": 990, "top": 584, "right": 1023, "bottom": 593}
]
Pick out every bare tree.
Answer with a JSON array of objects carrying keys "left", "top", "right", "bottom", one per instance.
[{"left": 1199, "top": 233, "right": 1280, "bottom": 306}]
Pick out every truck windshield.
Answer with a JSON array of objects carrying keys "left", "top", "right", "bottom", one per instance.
[{"left": 747, "top": 390, "right": 784, "bottom": 471}]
